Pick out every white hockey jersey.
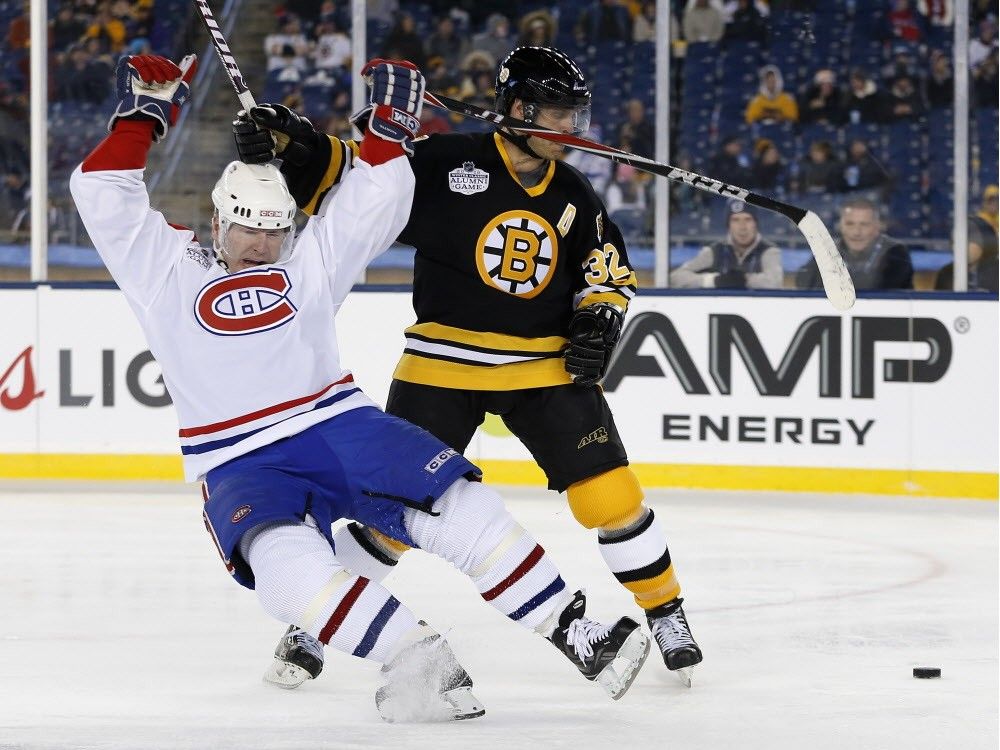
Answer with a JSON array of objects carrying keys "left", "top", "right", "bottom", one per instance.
[{"left": 70, "top": 155, "right": 414, "bottom": 481}]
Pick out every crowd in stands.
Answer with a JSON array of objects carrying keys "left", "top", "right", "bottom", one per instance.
[
  {"left": 0, "top": 0, "right": 996, "bottom": 291},
  {"left": 0, "top": 0, "right": 189, "bottom": 237}
]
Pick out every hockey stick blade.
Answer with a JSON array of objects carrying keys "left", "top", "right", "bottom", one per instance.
[
  {"left": 796, "top": 212, "right": 856, "bottom": 310},
  {"left": 423, "top": 91, "right": 856, "bottom": 310},
  {"left": 192, "top": 0, "right": 256, "bottom": 112}
]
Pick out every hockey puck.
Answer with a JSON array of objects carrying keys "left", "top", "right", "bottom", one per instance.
[{"left": 913, "top": 667, "right": 941, "bottom": 679}]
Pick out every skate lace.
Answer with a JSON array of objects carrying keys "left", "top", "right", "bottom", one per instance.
[
  {"left": 287, "top": 628, "right": 324, "bottom": 660},
  {"left": 650, "top": 610, "right": 694, "bottom": 653},
  {"left": 565, "top": 617, "right": 613, "bottom": 661}
]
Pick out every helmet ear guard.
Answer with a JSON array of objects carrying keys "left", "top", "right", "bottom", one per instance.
[{"left": 211, "top": 161, "right": 298, "bottom": 268}]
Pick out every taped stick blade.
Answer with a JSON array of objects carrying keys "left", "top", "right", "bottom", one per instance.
[{"left": 797, "top": 211, "right": 856, "bottom": 311}]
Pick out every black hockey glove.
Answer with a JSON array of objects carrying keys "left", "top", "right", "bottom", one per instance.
[
  {"left": 714, "top": 268, "right": 747, "bottom": 289},
  {"left": 232, "top": 103, "right": 322, "bottom": 167},
  {"left": 564, "top": 303, "right": 625, "bottom": 387}
]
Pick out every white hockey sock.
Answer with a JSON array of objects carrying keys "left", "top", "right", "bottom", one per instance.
[
  {"left": 240, "top": 520, "right": 417, "bottom": 664},
  {"left": 404, "top": 479, "right": 570, "bottom": 632},
  {"left": 332, "top": 521, "right": 400, "bottom": 582}
]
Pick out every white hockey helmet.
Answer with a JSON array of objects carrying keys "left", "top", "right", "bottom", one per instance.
[{"left": 211, "top": 161, "right": 297, "bottom": 268}]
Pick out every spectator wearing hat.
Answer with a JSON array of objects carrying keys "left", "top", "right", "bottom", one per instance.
[
  {"left": 670, "top": 200, "right": 784, "bottom": 289},
  {"left": 935, "top": 185, "right": 999, "bottom": 292},
  {"left": 796, "top": 197, "right": 913, "bottom": 290},
  {"left": 745, "top": 65, "right": 799, "bottom": 124},
  {"left": 800, "top": 69, "right": 845, "bottom": 124},
  {"left": 518, "top": 9, "right": 556, "bottom": 47}
]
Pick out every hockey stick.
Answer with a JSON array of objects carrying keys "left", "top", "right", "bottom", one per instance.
[
  {"left": 423, "top": 91, "right": 856, "bottom": 311},
  {"left": 192, "top": 0, "right": 256, "bottom": 112}
]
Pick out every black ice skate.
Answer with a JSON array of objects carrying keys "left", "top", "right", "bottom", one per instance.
[
  {"left": 375, "top": 624, "right": 485, "bottom": 723},
  {"left": 646, "top": 597, "right": 702, "bottom": 687},
  {"left": 549, "top": 590, "right": 650, "bottom": 700},
  {"left": 263, "top": 625, "right": 325, "bottom": 689}
]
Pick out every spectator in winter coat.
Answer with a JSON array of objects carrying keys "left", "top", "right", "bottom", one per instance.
[
  {"left": 886, "top": 74, "right": 927, "bottom": 120},
  {"left": 618, "top": 99, "right": 655, "bottom": 158},
  {"left": 887, "top": 0, "right": 923, "bottom": 43},
  {"left": 427, "top": 16, "right": 469, "bottom": 71},
  {"left": 671, "top": 200, "right": 784, "bottom": 289},
  {"left": 797, "top": 140, "right": 841, "bottom": 193},
  {"left": 683, "top": 0, "right": 724, "bottom": 43},
  {"left": 799, "top": 69, "right": 845, "bottom": 124},
  {"left": 576, "top": 0, "right": 632, "bottom": 43},
  {"left": 723, "top": 0, "right": 768, "bottom": 44},
  {"left": 843, "top": 68, "right": 889, "bottom": 123},
  {"left": 381, "top": 14, "right": 427, "bottom": 69},
  {"left": 841, "top": 139, "right": 889, "bottom": 193},
  {"left": 633, "top": 2, "right": 659, "bottom": 43},
  {"left": 471, "top": 14, "right": 514, "bottom": 64},
  {"left": 749, "top": 138, "right": 786, "bottom": 191},
  {"left": 745, "top": 65, "right": 798, "bottom": 123},
  {"left": 518, "top": 10, "right": 556, "bottom": 46},
  {"left": 797, "top": 198, "right": 913, "bottom": 290},
  {"left": 709, "top": 135, "right": 752, "bottom": 186},
  {"left": 935, "top": 184, "right": 999, "bottom": 291},
  {"left": 924, "top": 49, "right": 953, "bottom": 108}
]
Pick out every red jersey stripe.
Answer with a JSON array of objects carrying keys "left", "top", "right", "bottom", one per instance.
[{"left": 178, "top": 373, "right": 354, "bottom": 438}]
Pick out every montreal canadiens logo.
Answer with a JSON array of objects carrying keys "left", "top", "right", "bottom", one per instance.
[{"left": 195, "top": 268, "right": 297, "bottom": 336}]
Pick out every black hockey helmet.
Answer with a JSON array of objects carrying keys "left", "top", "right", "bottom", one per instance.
[{"left": 495, "top": 46, "right": 591, "bottom": 128}]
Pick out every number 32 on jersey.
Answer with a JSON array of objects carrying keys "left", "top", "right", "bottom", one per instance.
[{"left": 584, "top": 243, "right": 632, "bottom": 286}]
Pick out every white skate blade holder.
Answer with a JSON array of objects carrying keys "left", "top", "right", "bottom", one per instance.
[
  {"left": 378, "top": 686, "right": 485, "bottom": 723},
  {"left": 263, "top": 658, "right": 312, "bottom": 690},
  {"left": 596, "top": 627, "right": 651, "bottom": 700}
]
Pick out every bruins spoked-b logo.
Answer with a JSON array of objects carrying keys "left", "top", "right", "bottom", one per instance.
[{"left": 475, "top": 210, "right": 558, "bottom": 299}]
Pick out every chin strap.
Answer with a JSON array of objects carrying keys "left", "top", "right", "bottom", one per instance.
[{"left": 496, "top": 127, "right": 546, "bottom": 161}]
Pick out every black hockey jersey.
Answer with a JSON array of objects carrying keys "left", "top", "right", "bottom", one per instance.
[{"left": 285, "top": 131, "right": 637, "bottom": 390}]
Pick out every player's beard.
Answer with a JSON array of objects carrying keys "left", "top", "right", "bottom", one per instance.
[{"left": 528, "top": 137, "right": 567, "bottom": 162}]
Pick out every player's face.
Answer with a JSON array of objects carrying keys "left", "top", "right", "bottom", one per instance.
[
  {"left": 729, "top": 213, "right": 757, "bottom": 246},
  {"left": 222, "top": 223, "right": 290, "bottom": 271},
  {"left": 840, "top": 207, "right": 880, "bottom": 252},
  {"left": 518, "top": 100, "right": 590, "bottom": 161}
]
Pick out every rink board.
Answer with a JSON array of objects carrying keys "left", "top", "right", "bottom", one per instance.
[{"left": 0, "top": 286, "right": 996, "bottom": 498}]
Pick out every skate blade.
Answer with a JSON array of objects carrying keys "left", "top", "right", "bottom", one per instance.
[
  {"left": 596, "top": 628, "right": 651, "bottom": 701},
  {"left": 378, "top": 686, "right": 486, "bottom": 723},
  {"left": 442, "top": 686, "right": 486, "bottom": 721},
  {"left": 263, "top": 659, "right": 312, "bottom": 689},
  {"left": 673, "top": 666, "right": 694, "bottom": 688}
]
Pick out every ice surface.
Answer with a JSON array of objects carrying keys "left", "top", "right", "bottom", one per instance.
[{"left": 0, "top": 483, "right": 995, "bottom": 750}]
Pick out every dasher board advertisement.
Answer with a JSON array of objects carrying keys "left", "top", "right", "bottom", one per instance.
[{"left": 0, "top": 287, "right": 995, "bottom": 497}]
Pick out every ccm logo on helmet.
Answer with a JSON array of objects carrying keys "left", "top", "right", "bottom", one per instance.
[
  {"left": 258, "top": 209, "right": 285, "bottom": 218},
  {"left": 195, "top": 268, "right": 297, "bottom": 336}
]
